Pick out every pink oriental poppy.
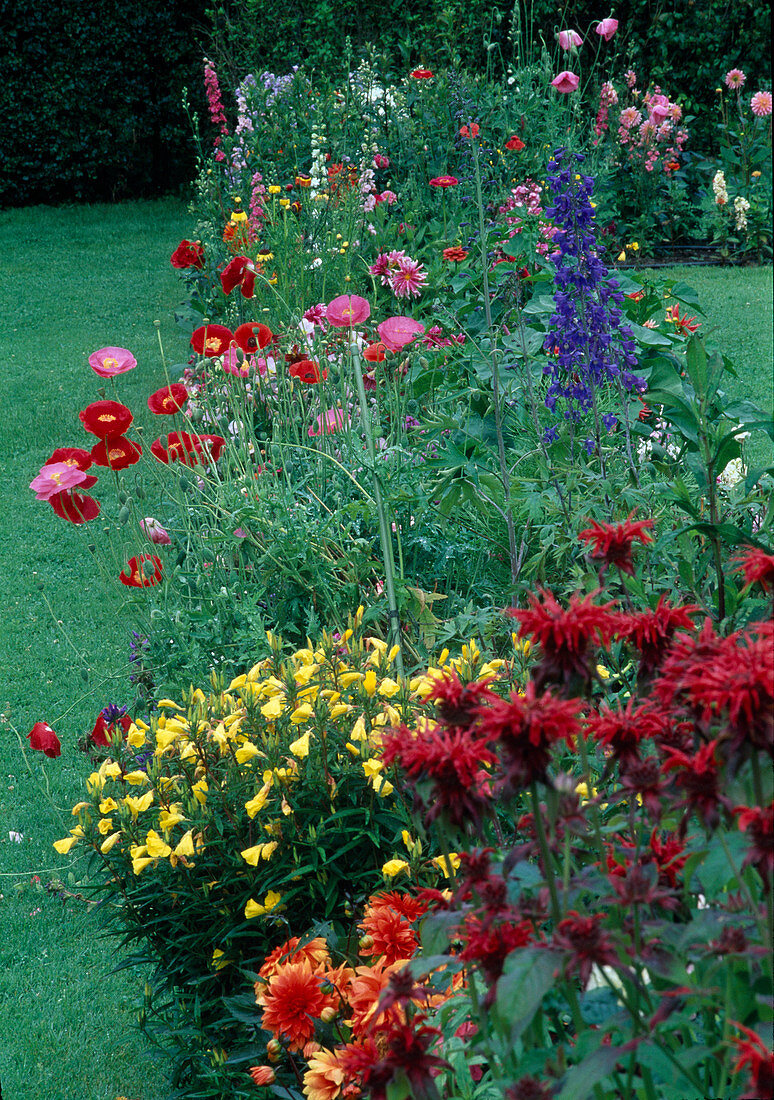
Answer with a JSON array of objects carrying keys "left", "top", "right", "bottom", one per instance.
[
  {"left": 191, "top": 324, "right": 234, "bottom": 358},
  {"left": 140, "top": 517, "right": 172, "bottom": 545},
  {"left": 79, "top": 400, "right": 133, "bottom": 439},
  {"left": 595, "top": 17, "right": 618, "bottom": 41},
  {"left": 326, "top": 294, "right": 371, "bottom": 326},
  {"left": 88, "top": 346, "right": 137, "bottom": 379},
  {"left": 147, "top": 384, "right": 188, "bottom": 415},
  {"left": 377, "top": 316, "right": 425, "bottom": 352},
  {"left": 30, "top": 462, "right": 88, "bottom": 501},
  {"left": 45, "top": 448, "right": 98, "bottom": 490},
  {"left": 558, "top": 29, "right": 583, "bottom": 49},
  {"left": 551, "top": 71, "right": 580, "bottom": 94},
  {"left": 308, "top": 408, "right": 349, "bottom": 436},
  {"left": 90, "top": 436, "right": 142, "bottom": 470},
  {"left": 120, "top": 554, "right": 163, "bottom": 588}
]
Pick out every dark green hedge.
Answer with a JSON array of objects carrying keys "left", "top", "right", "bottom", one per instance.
[{"left": 0, "top": 0, "right": 206, "bottom": 207}]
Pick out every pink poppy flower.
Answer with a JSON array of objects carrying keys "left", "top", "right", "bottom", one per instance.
[
  {"left": 308, "top": 408, "right": 349, "bottom": 437},
  {"left": 724, "top": 69, "right": 746, "bottom": 90},
  {"left": 30, "top": 462, "right": 88, "bottom": 501},
  {"left": 558, "top": 29, "right": 583, "bottom": 50},
  {"left": 326, "top": 294, "right": 371, "bottom": 326},
  {"left": 373, "top": 153, "right": 390, "bottom": 169},
  {"left": 140, "top": 517, "right": 172, "bottom": 545},
  {"left": 751, "top": 90, "right": 772, "bottom": 117},
  {"left": 88, "top": 346, "right": 137, "bottom": 379},
  {"left": 220, "top": 347, "right": 253, "bottom": 378},
  {"left": 551, "top": 71, "right": 580, "bottom": 94},
  {"left": 377, "top": 316, "right": 426, "bottom": 352},
  {"left": 595, "top": 17, "right": 618, "bottom": 40}
]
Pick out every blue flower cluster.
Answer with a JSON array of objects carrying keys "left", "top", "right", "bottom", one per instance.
[{"left": 542, "top": 149, "right": 643, "bottom": 426}]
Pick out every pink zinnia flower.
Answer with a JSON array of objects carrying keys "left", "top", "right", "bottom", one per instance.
[
  {"left": 751, "top": 90, "right": 772, "bottom": 117},
  {"left": 30, "top": 462, "right": 89, "bottom": 501},
  {"left": 377, "top": 316, "right": 425, "bottom": 352},
  {"left": 326, "top": 294, "right": 371, "bottom": 326},
  {"left": 724, "top": 69, "right": 746, "bottom": 90},
  {"left": 88, "top": 346, "right": 137, "bottom": 379},
  {"left": 595, "top": 17, "right": 618, "bottom": 40},
  {"left": 308, "top": 408, "right": 349, "bottom": 437},
  {"left": 140, "top": 517, "right": 172, "bottom": 545},
  {"left": 390, "top": 257, "right": 427, "bottom": 299},
  {"left": 429, "top": 175, "right": 459, "bottom": 188},
  {"left": 551, "top": 71, "right": 580, "bottom": 94},
  {"left": 557, "top": 29, "right": 582, "bottom": 50}
]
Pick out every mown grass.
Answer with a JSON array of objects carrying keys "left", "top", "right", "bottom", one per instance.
[{"left": 0, "top": 195, "right": 771, "bottom": 1100}]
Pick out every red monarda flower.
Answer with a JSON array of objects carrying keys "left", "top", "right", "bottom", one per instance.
[
  {"left": 443, "top": 246, "right": 468, "bottom": 262},
  {"left": 221, "top": 255, "right": 257, "bottom": 298},
  {"left": 150, "top": 431, "right": 203, "bottom": 465},
  {"left": 551, "top": 911, "right": 619, "bottom": 988},
  {"left": 733, "top": 545, "right": 774, "bottom": 593},
  {"left": 27, "top": 721, "right": 61, "bottom": 758},
  {"left": 619, "top": 596, "right": 697, "bottom": 679},
  {"left": 50, "top": 490, "right": 101, "bottom": 524},
  {"left": 577, "top": 513, "right": 654, "bottom": 575},
  {"left": 505, "top": 135, "right": 526, "bottom": 151},
  {"left": 78, "top": 400, "right": 133, "bottom": 440},
  {"left": 510, "top": 588, "right": 619, "bottom": 692},
  {"left": 170, "top": 239, "right": 205, "bottom": 270},
  {"left": 429, "top": 175, "right": 459, "bottom": 188},
  {"left": 234, "top": 321, "right": 273, "bottom": 354},
  {"left": 735, "top": 801, "right": 774, "bottom": 889},
  {"left": 90, "top": 436, "right": 142, "bottom": 470},
  {"left": 425, "top": 669, "right": 493, "bottom": 728},
  {"left": 459, "top": 916, "right": 533, "bottom": 988},
  {"left": 147, "top": 384, "right": 188, "bottom": 415},
  {"left": 119, "top": 554, "right": 163, "bottom": 588},
  {"left": 289, "top": 359, "right": 327, "bottom": 384},
  {"left": 661, "top": 739, "right": 727, "bottom": 830},
  {"left": 587, "top": 698, "right": 667, "bottom": 766},
  {"left": 191, "top": 324, "right": 234, "bottom": 357},
  {"left": 731, "top": 1023, "right": 774, "bottom": 1099}
]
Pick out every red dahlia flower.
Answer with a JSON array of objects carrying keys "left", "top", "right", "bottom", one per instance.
[
  {"left": 170, "top": 239, "right": 205, "bottom": 270},
  {"left": 234, "top": 321, "right": 273, "bottom": 353},
  {"left": 257, "top": 960, "right": 338, "bottom": 1053},
  {"left": 27, "top": 721, "right": 61, "bottom": 758},
  {"left": 443, "top": 246, "right": 468, "bottom": 262},
  {"left": 577, "top": 513, "right": 654, "bottom": 574},
  {"left": 119, "top": 554, "right": 163, "bottom": 588},
  {"left": 191, "top": 324, "right": 234, "bottom": 358},
  {"left": 78, "top": 400, "right": 133, "bottom": 439},
  {"left": 147, "top": 384, "right": 188, "bottom": 415},
  {"left": 221, "top": 255, "right": 257, "bottom": 298},
  {"left": 90, "top": 436, "right": 142, "bottom": 470},
  {"left": 410, "top": 68, "right": 434, "bottom": 79},
  {"left": 50, "top": 490, "right": 100, "bottom": 524}
]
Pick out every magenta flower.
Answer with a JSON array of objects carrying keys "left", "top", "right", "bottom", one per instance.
[
  {"left": 551, "top": 71, "right": 580, "bottom": 94},
  {"left": 751, "top": 90, "right": 772, "bottom": 117},
  {"left": 724, "top": 69, "right": 746, "bottom": 90},
  {"left": 30, "top": 462, "right": 89, "bottom": 501},
  {"left": 326, "top": 294, "right": 371, "bottom": 327},
  {"left": 140, "top": 517, "right": 172, "bottom": 545},
  {"left": 595, "top": 17, "right": 618, "bottom": 40},
  {"left": 88, "top": 346, "right": 137, "bottom": 379},
  {"left": 308, "top": 408, "right": 349, "bottom": 437},
  {"left": 377, "top": 316, "right": 426, "bottom": 352},
  {"left": 391, "top": 257, "right": 427, "bottom": 299},
  {"left": 558, "top": 28, "right": 583, "bottom": 50}
]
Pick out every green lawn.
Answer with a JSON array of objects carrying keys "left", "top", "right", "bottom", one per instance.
[{"left": 0, "top": 196, "right": 771, "bottom": 1100}]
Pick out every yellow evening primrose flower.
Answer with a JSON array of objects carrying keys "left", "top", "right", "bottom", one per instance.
[
  {"left": 158, "top": 806, "right": 186, "bottom": 833},
  {"left": 245, "top": 890, "right": 282, "bottom": 918},
  {"left": 362, "top": 670, "right": 378, "bottom": 697},
  {"left": 329, "top": 703, "right": 351, "bottom": 720},
  {"left": 240, "top": 840, "right": 278, "bottom": 866},
  {"left": 145, "top": 830, "right": 172, "bottom": 858},
  {"left": 53, "top": 836, "right": 79, "bottom": 855},
  {"left": 156, "top": 698, "right": 181, "bottom": 709},
  {"left": 378, "top": 678, "right": 400, "bottom": 698},
  {"left": 362, "top": 758, "right": 384, "bottom": 780},
  {"left": 245, "top": 781, "right": 272, "bottom": 818},
  {"left": 371, "top": 774, "right": 394, "bottom": 797},
  {"left": 124, "top": 770, "right": 150, "bottom": 786},
  {"left": 290, "top": 702, "right": 314, "bottom": 724},
  {"left": 289, "top": 731, "right": 311, "bottom": 759},
  {"left": 211, "top": 948, "right": 230, "bottom": 971},
  {"left": 100, "top": 831, "right": 122, "bottom": 854},
  {"left": 132, "top": 855, "right": 155, "bottom": 875},
  {"left": 97, "top": 817, "right": 113, "bottom": 836},
  {"left": 349, "top": 715, "right": 367, "bottom": 741},
  {"left": 339, "top": 671, "right": 363, "bottom": 688},
  {"left": 98, "top": 797, "right": 118, "bottom": 814},
  {"left": 596, "top": 665, "right": 611, "bottom": 680},
  {"left": 100, "top": 761, "right": 122, "bottom": 781},
  {"left": 235, "top": 741, "right": 262, "bottom": 764},
  {"left": 174, "top": 830, "right": 196, "bottom": 858},
  {"left": 71, "top": 801, "right": 90, "bottom": 815},
  {"left": 155, "top": 728, "right": 180, "bottom": 753},
  {"left": 386, "top": 644, "right": 401, "bottom": 666},
  {"left": 260, "top": 695, "right": 285, "bottom": 721},
  {"left": 431, "top": 853, "right": 461, "bottom": 878},
  {"left": 191, "top": 779, "right": 208, "bottom": 805},
  {"left": 126, "top": 724, "right": 146, "bottom": 748},
  {"left": 382, "top": 858, "right": 410, "bottom": 878},
  {"left": 346, "top": 742, "right": 360, "bottom": 757},
  {"left": 123, "top": 791, "right": 154, "bottom": 819}
]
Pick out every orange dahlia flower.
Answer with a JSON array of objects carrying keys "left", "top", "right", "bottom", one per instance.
[{"left": 258, "top": 960, "right": 338, "bottom": 1052}]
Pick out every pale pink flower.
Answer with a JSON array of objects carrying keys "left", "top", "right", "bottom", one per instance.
[
  {"left": 140, "top": 517, "right": 172, "bottom": 545},
  {"left": 390, "top": 257, "right": 427, "bottom": 299},
  {"left": 377, "top": 316, "right": 425, "bottom": 352},
  {"left": 551, "top": 71, "right": 580, "bottom": 94},
  {"left": 308, "top": 408, "right": 349, "bottom": 437},
  {"left": 378, "top": 189, "right": 397, "bottom": 205},
  {"left": 30, "top": 462, "right": 88, "bottom": 501},
  {"left": 326, "top": 295, "right": 371, "bottom": 326},
  {"left": 625, "top": 69, "right": 637, "bottom": 88},
  {"left": 557, "top": 29, "right": 583, "bottom": 50},
  {"left": 221, "top": 347, "right": 254, "bottom": 378},
  {"left": 648, "top": 93, "right": 671, "bottom": 123},
  {"left": 303, "top": 303, "right": 328, "bottom": 329},
  {"left": 88, "top": 346, "right": 137, "bottom": 379},
  {"left": 595, "top": 17, "right": 618, "bottom": 40},
  {"left": 724, "top": 69, "right": 746, "bottom": 90},
  {"left": 751, "top": 90, "right": 772, "bottom": 117}
]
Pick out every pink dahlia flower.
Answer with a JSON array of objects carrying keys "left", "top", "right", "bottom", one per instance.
[
  {"left": 724, "top": 69, "right": 746, "bottom": 90},
  {"left": 551, "top": 71, "right": 580, "bottom": 94},
  {"left": 88, "top": 346, "right": 137, "bottom": 379},
  {"left": 751, "top": 90, "right": 772, "bottom": 117},
  {"left": 390, "top": 257, "right": 427, "bottom": 299}
]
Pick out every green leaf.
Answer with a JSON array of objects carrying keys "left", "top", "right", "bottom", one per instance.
[
  {"left": 670, "top": 281, "right": 704, "bottom": 310},
  {"left": 556, "top": 1044, "right": 627, "bottom": 1100},
  {"left": 685, "top": 335, "right": 708, "bottom": 396},
  {"left": 630, "top": 322, "right": 674, "bottom": 347},
  {"left": 493, "top": 948, "right": 561, "bottom": 1041}
]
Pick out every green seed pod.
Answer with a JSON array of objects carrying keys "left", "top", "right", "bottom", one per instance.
[
  {"left": 142, "top": 559, "right": 157, "bottom": 578},
  {"left": 118, "top": 505, "right": 131, "bottom": 524},
  {"left": 135, "top": 484, "right": 146, "bottom": 501},
  {"left": 117, "top": 490, "right": 128, "bottom": 505},
  {"left": 179, "top": 474, "right": 191, "bottom": 492},
  {"left": 80, "top": 668, "right": 89, "bottom": 683},
  {"left": 418, "top": 356, "right": 429, "bottom": 369}
]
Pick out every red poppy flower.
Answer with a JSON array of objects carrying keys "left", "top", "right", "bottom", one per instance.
[
  {"left": 90, "top": 436, "right": 142, "bottom": 470},
  {"left": 577, "top": 513, "right": 655, "bottom": 574},
  {"left": 443, "top": 246, "right": 468, "bottom": 262},
  {"left": 91, "top": 711, "right": 132, "bottom": 747},
  {"left": 170, "top": 239, "right": 205, "bottom": 270},
  {"left": 221, "top": 255, "right": 257, "bottom": 298},
  {"left": 147, "top": 384, "right": 188, "bottom": 415},
  {"left": 191, "top": 324, "right": 234, "bottom": 358},
  {"left": 429, "top": 175, "right": 459, "bottom": 189},
  {"left": 459, "top": 123, "right": 480, "bottom": 138},
  {"left": 363, "top": 342, "right": 387, "bottom": 362},
  {"left": 197, "top": 434, "right": 227, "bottom": 462},
  {"left": 150, "top": 431, "right": 203, "bottom": 466},
  {"left": 50, "top": 490, "right": 101, "bottom": 524},
  {"left": 289, "top": 359, "right": 327, "bottom": 384},
  {"left": 27, "top": 721, "right": 61, "bottom": 758},
  {"left": 79, "top": 400, "right": 133, "bottom": 440},
  {"left": 505, "top": 135, "right": 526, "bottom": 151},
  {"left": 119, "top": 554, "right": 163, "bottom": 588},
  {"left": 410, "top": 69, "right": 434, "bottom": 79},
  {"left": 45, "top": 447, "right": 98, "bottom": 490},
  {"left": 234, "top": 322, "right": 273, "bottom": 354}
]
